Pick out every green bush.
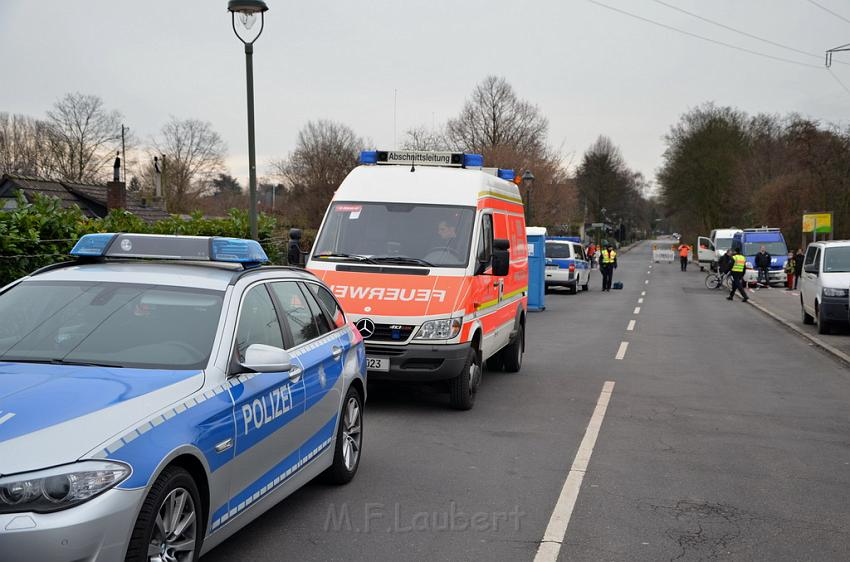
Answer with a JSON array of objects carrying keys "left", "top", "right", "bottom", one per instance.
[{"left": 0, "top": 193, "right": 282, "bottom": 286}]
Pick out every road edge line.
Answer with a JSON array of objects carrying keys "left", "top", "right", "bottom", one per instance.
[
  {"left": 533, "top": 381, "right": 616, "bottom": 562},
  {"left": 747, "top": 299, "right": 850, "bottom": 366}
]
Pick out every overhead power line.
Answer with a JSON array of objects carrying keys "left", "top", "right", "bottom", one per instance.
[
  {"left": 828, "top": 68, "right": 850, "bottom": 98},
  {"left": 587, "top": 0, "right": 822, "bottom": 69},
  {"left": 652, "top": 0, "right": 846, "bottom": 64},
  {"left": 806, "top": 0, "right": 850, "bottom": 26}
]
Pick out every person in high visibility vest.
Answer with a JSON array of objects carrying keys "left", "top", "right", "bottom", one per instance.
[
  {"left": 599, "top": 244, "right": 618, "bottom": 291},
  {"left": 678, "top": 243, "right": 690, "bottom": 272},
  {"left": 727, "top": 248, "right": 749, "bottom": 302}
]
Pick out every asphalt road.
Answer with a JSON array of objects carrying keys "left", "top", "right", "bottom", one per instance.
[{"left": 205, "top": 240, "right": 850, "bottom": 561}]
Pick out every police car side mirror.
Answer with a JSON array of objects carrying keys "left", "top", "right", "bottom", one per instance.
[
  {"left": 491, "top": 239, "right": 510, "bottom": 277},
  {"left": 241, "top": 344, "right": 293, "bottom": 373}
]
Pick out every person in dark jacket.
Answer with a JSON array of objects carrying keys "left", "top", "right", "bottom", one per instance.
[
  {"left": 754, "top": 245, "right": 771, "bottom": 287},
  {"left": 718, "top": 249, "right": 734, "bottom": 274},
  {"left": 794, "top": 248, "right": 804, "bottom": 289}
]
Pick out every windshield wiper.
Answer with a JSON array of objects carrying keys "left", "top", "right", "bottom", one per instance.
[
  {"left": 370, "top": 256, "right": 435, "bottom": 267},
  {"left": 0, "top": 358, "right": 124, "bottom": 368},
  {"left": 313, "top": 252, "right": 376, "bottom": 264}
]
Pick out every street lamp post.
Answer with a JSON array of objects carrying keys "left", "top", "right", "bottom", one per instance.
[
  {"left": 228, "top": 0, "right": 269, "bottom": 241},
  {"left": 522, "top": 170, "right": 535, "bottom": 225}
]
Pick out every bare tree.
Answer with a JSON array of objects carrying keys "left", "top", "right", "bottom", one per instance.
[
  {"left": 0, "top": 113, "right": 57, "bottom": 177},
  {"left": 154, "top": 117, "right": 227, "bottom": 213},
  {"left": 270, "top": 120, "right": 364, "bottom": 227},
  {"left": 45, "top": 93, "right": 123, "bottom": 183},
  {"left": 402, "top": 125, "right": 447, "bottom": 151},
  {"left": 445, "top": 76, "right": 549, "bottom": 158}
]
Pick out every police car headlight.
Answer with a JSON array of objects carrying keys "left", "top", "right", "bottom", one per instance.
[
  {"left": 823, "top": 287, "right": 849, "bottom": 298},
  {"left": 414, "top": 318, "right": 462, "bottom": 340},
  {"left": 0, "top": 461, "right": 130, "bottom": 514}
]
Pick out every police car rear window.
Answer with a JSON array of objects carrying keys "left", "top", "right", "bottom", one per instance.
[
  {"left": 0, "top": 281, "right": 224, "bottom": 370},
  {"left": 545, "top": 243, "right": 572, "bottom": 259}
]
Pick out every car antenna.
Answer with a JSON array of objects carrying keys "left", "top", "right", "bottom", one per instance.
[{"left": 410, "top": 153, "right": 416, "bottom": 173}]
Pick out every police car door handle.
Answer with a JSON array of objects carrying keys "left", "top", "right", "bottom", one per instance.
[
  {"left": 289, "top": 366, "right": 303, "bottom": 383},
  {"left": 332, "top": 346, "right": 343, "bottom": 360}
]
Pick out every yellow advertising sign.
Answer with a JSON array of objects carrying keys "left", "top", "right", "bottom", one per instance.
[{"left": 802, "top": 213, "right": 832, "bottom": 233}]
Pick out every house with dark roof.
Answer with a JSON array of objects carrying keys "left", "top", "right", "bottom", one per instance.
[{"left": 0, "top": 174, "right": 171, "bottom": 223}]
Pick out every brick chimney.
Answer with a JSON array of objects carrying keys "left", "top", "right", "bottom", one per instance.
[{"left": 107, "top": 181, "right": 127, "bottom": 211}]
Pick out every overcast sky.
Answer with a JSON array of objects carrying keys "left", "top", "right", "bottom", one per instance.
[{"left": 2, "top": 0, "right": 850, "bottom": 191}]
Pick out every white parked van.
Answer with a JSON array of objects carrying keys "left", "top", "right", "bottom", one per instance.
[
  {"left": 697, "top": 228, "right": 742, "bottom": 271},
  {"left": 799, "top": 240, "right": 850, "bottom": 334}
]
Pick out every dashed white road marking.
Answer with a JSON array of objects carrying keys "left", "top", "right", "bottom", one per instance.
[
  {"left": 533, "top": 381, "right": 616, "bottom": 562},
  {"left": 615, "top": 341, "right": 629, "bottom": 360},
  {"left": 634, "top": 307, "right": 641, "bottom": 315},
  {"left": 641, "top": 291, "right": 646, "bottom": 296},
  {"left": 638, "top": 298, "right": 644, "bottom": 304},
  {"left": 627, "top": 320, "right": 636, "bottom": 331},
  {"left": 645, "top": 280, "right": 649, "bottom": 285}
]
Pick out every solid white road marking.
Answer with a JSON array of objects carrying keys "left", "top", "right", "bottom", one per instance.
[
  {"left": 615, "top": 341, "right": 629, "bottom": 360},
  {"left": 533, "top": 381, "right": 616, "bottom": 562},
  {"left": 634, "top": 307, "right": 641, "bottom": 314},
  {"left": 638, "top": 298, "right": 644, "bottom": 304},
  {"left": 627, "top": 320, "right": 636, "bottom": 331}
]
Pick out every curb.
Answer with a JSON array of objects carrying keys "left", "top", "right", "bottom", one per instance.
[{"left": 747, "top": 298, "right": 850, "bottom": 366}]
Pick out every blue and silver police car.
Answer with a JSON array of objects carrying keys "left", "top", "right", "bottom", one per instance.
[
  {"left": 544, "top": 237, "right": 591, "bottom": 294},
  {"left": 0, "top": 234, "right": 366, "bottom": 562}
]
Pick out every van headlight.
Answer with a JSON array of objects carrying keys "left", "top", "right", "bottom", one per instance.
[
  {"left": 0, "top": 461, "right": 130, "bottom": 514},
  {"left": 823, "top": 287, "right": 849, "bottom": 298},
  {"left": 414, "top": 318, "right": 462, "bottom": 340}
]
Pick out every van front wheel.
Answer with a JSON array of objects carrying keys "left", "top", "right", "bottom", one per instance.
[{"left": 449, "top": 349, "right": 480, "bottom": 410}]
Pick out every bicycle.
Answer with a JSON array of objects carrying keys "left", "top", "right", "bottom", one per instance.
[{"left": 705, "top": 271, "right": 732, "bottom": 290}]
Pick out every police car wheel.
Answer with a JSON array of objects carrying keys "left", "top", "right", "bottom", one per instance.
[
  {"left": 582, "top": 280, "right": 590, "bottom": 291},
  {"left": 568, "top": 283, "right": 578, "bottom": 295},
  {"left": 449, "top": 349, "right": 480, "bottom": 410},
  {"left": 323, "top": 387, "right": 363, "bottom": 485},
  {"left": 501, "top": 323, "right": 524, "bottom": 373},
  {"left": 125, "top": 466, "right": 202, "bottom": 562}
]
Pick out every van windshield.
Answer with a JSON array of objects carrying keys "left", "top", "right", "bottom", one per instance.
[
  {"left": 715, "top": 238, "right": 733, "bottom": 251},
  {"left": 743, "top": 241, "right": 787, "bottom": 256},
  {"left": 313, "top": 202, "right": 476, "bottom": 268},
  {"left": 823, "top": 247, "right": 850, "bottom": 273}
]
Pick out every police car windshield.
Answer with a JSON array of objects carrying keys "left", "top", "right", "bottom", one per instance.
[
  {"left": 0, "top": 281, "right": 224, "bottom": 370},
  {"left": 824, "top": 247, "right": 850, "bottom": 273},
  {"left": 743, "top": 242, "right": 787, "bottom": 256},
  {"left": 545, "top": 243, "right": 572, "bottom": 259},
  {"left": 314, "top": 202, "right": 476, "bottom": 268}
]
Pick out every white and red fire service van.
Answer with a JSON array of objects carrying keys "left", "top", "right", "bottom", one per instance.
[{"left": 307, "top": 150, "right": 528, "bottom": 410}]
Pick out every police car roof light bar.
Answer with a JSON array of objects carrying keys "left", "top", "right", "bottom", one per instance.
[{"left": 70, "top": 233, "right": 269, "bottom": 269}]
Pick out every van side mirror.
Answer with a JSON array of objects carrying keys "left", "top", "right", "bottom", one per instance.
[
  {"left": 804, "top": 264, "right": 819, "bottom": 276},
  {"left": 240, "top": 344, "right": 293, "bottom": 373},
  {"left": 492, "top": 239, "right": 510, "bottom": 277}
]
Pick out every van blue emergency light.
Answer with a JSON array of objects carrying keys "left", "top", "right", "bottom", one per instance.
[
  {"left": 497, "top": 169, "right": 515, "bottom": 181},
  {"left": 70, "top": 233, "right": 269, "bottom": 267}
]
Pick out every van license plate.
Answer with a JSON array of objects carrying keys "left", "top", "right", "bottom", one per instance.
[{"left": 365, "top": 357, "right": 390, "bottom": 372}]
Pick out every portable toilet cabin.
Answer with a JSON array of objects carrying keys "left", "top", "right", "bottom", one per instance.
[{"left": 526, "top": 226, "right": 547, "bottom": 311}]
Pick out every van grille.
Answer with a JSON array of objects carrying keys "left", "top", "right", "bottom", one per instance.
[{"left": 365, "top": 324, "right": 415, "bottom": 342}]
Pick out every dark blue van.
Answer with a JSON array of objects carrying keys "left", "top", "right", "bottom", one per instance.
[{"left": 732, "top": 228, "right": 788, "bottom": 286}]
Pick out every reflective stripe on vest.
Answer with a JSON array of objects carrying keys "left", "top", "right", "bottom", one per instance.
[{"left": 732, "top": 254, "right": 746, "bottom": 272}]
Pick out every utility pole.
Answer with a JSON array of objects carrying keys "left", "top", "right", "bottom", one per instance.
[
  {"left": 121, "top": 125, "right": 127, "bottom": 182},
  {"left": 826, "top": 43, "right": 850, "bottom": 67}
]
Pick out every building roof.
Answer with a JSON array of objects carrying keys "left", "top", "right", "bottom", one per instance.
[{"left": 0, "top": 174, "right": 171, "bottom": 223}]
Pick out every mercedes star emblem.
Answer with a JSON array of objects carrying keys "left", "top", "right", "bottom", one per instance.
[{"left": 356, "top": 318, "right": 376, "bottom": 339}]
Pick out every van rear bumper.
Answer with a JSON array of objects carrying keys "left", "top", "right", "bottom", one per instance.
[{"left": 364, "top": 342, "right": 470, "bottom": 382}]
